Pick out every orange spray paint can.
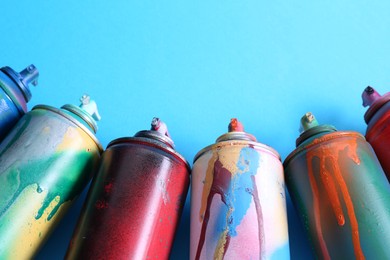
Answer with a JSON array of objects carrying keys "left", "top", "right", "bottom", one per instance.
[{"left": 284, "top": 112, "right": 390, "bottom": 259}]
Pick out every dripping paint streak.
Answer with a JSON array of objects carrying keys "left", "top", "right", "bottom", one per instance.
[
  {"left": 306, "top": 137, "right": 365, "bottom": 260},
  {"left": 307, "top": 156, "right": 331, "bottom": 259},
  {"left": 319, "top": 165, "right": 345, "bottom": 226},
  {"left": 251, "top": 174, "right": 265, "bottom": 258},
  {"left": 328, "top": 158, "right": 364, "bottom": 260},
  {"left": 199, "top": 151, "right": 218, "bottom": 222},
  {"left": 196, "top": 158, "right": 232, "bottom": 260}
]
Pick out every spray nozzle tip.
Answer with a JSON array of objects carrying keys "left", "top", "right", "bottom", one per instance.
[
  {"left": 362, "top": 86, "right": 381, "bottom": 107},
  {"left": 19, "top": 64, "right": 39, "bottom": 88},
  {"left": 228, "top": 118, "right": 244, "bottom": 132},
  {"left": 299, "top": 112, "right": 319, "bottom": 133},
  {"left": 79, "top": 94, "right": 101, "bottom": 121},
  {"left": 151, "top": 117, "right": 170, "bottom": 137}
]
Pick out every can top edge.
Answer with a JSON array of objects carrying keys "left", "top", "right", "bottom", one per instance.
[
  {"left": 1, "top": 67, "right": 31, "bottom": 102},
  {"left": 284, "top": 131, "right": 365, "bottom": 168},
  {"left": 134, "top": 130, "right": 174, "bottom": 148},
  {"left": 296, "top": 124, "right": 337, "bottom": 146},
  {"left": 364, "top": 93, "right": 390, "bottom": 124},
  {"left": 194, "top": 139, "right": 281, "bottom": 164},
  {"left": 32, "top": 105, "right": 103, "bottom": 153},
  {"left": 216, "top": 131, "right": 257, "bottom": 142},
  {"left": 107, "top": 136, "right": 191, "bottom": 171},
  {"left": 61, "top": 104, "right": 98, "bottom": 134}
]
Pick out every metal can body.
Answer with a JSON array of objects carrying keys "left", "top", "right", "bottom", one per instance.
[
  {"left": 0, "top": 74, "right": 22, "bottom": 139},
  {"left": 0, "top": 65, "right": 39, "bottom": 141},
  {"left": 0, "top": 105, "right": 102, "bottom": 259},
  {"left": 366, "top": 100, "right": 390, "bottom": 180},
  {"left": 191, "top": 129, "right": 290, "bottom": 259},
  {"left": 284, "top": 131, "right": 390, "bottom": 259},
  {"left": 66, "top": 132, "right": 190, "bottom": 259}
]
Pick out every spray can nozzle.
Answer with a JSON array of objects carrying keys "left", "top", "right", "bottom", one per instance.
[
  {"left": 0, "top": 64, "right": 39, "bottom": 102},
  {"left": 228, "top": 118, "right": 244, "bottom": 132},
  {"left": 151, "top": 117, "right": 170, "bottom": 138},
  {"left": 296, "top": 112, "right": 337, "bottom": 146},
  {"left": 19, "top": 65, "right": 39, "bottom": 88},
  {"left": 362, "top": 86, "right": 382, "bottom": 107},
  {"left": 299, "top": 112, "right": 319, "bottom": 133}
]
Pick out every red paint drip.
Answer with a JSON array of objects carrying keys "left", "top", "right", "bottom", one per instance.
[
  {"left": 306, "top": 137, "right": 364, "bottom": 259},
  {"left": 196, "top": 158, "right": 232, "bottom": 260}
]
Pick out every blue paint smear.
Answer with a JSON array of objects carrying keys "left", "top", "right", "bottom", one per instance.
[{"left": 225, "top": 147, "right": 260, "bottom": 237}]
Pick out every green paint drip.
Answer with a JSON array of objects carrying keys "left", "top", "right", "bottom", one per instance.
[{"left": 0, "top": 149, "right": 97, "bottom": 221}]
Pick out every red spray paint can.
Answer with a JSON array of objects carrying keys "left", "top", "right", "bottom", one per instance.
[
  {"left": 66, "top": 118, "right": 190, "bottom": 259},
  {"left": 362, "top": 86, "right": 390, "bottom": 181}
]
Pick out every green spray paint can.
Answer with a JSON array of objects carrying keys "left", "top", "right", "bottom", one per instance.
[
  {"left": 0, "top": 101, "right": 103, "bottom": 259},
  {"left": 284, "top": 112, "right": 390, "bottom": 259}
]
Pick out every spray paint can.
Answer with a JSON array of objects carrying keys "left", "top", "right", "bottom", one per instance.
[
  {"left": 190, "top": 119, "right": 290, "bottom": 260},
  {"left": 66, "top": 118, "right": 190, "bottom": 259},
  {"left": 362, "top": 86, "right": 390, "bottom": 181},
  {"left": 0, "top": 103, "right": 102, "bottom": 259},
  {"left": 284, "top": 112, "right": 390, "bottom": 259},
  {"left": 0, "top": 64, "right": 39, "bottom": 141}
]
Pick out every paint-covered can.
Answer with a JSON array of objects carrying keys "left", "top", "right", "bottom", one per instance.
[
  {"left": 190, "top": 119, "right": 290, "bottom": 260},
  {"left": 66, "top": 118, "right": 190, "bottom": 259},
  {"left": 362, "top": 86, "right": 390, "bottom": 181},
  {"left": 0, "top": 103, "right": 102, "bottom": 259},
  {"left": 284, "top": 112, "right": 390, "bottom": 259},
  {"left": 0, "top": 64, "right": 39, "bottom": 141}
]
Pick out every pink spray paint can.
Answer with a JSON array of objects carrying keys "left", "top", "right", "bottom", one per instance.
[{"left": 190, "top": 119, "right": 290, "bottom": 259}]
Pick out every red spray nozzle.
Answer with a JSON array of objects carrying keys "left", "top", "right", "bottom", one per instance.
[{"left": 228, "top": 118, "right": 244, "bottom": 132}]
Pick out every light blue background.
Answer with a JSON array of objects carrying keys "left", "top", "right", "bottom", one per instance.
[{"left": 2, "top": 1, "right": 390, "bottom": 259}]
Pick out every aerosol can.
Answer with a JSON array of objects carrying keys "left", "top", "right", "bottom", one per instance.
[{"left": 284, "top": 112, "right": 390, "bottom": 259}]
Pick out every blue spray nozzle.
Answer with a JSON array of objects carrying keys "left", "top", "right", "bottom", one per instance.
[
  {"left": 19, "top": 64, "right": 39, "bottom": 88},
  {"left": 1, "top": 64, "right": 39, "bottom": 102}
]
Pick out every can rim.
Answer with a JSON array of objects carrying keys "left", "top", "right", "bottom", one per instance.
[
  {"left": 0, "top": 72, "right": 26, "bottom": 114},
  {"left": 134, "top": 130, "right": 175, "bottom": 148},
  {"left": 194, "top": 139, "right": 281, "bottom": 163},
  {"left": 32, "top": 104, "right": 103, "bottom": 153},
  {"left": 296, "top": 125, "right": 337, "bottom": 146},
  {"left": 107, "top": 137, "right": 191, "bottom": 172},
  {"left": 364, "top": 93, "right": 390, "bottom": 124},
  {"left": 1, "top": 66, "right": 31, "bottom": 102},
  {"left": 283, "top": 131, "right": 365, "bottom": 168},
  {"left": 61, "top": 104, "right": 98, "bottom": 134}
]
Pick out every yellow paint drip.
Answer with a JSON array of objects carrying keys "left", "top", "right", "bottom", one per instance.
[
  {"left": 0, "top": 184, "right": 71, "bottom": 259},
  {"left": 214, "top": 229, "right": 229, "bottom": 260},
  {"left": 217, "top": 146, "right": 242, "bottom": 176}
]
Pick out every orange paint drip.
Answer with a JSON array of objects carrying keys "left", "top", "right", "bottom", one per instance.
[
  {"left": 306, "top": 136, "right": 365, "bottom": 259},
  {"left": 307, "top": 156, "right": 331, "bottom": 259},
  {"left": 329, "top": 159, "right": 365, "bottom": 260},
  {"left": 199, "top": 151, "right": 218, "bottom": 222},
  {"left": 320, "top": 166, "right": 345, "bottom": 226}
]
